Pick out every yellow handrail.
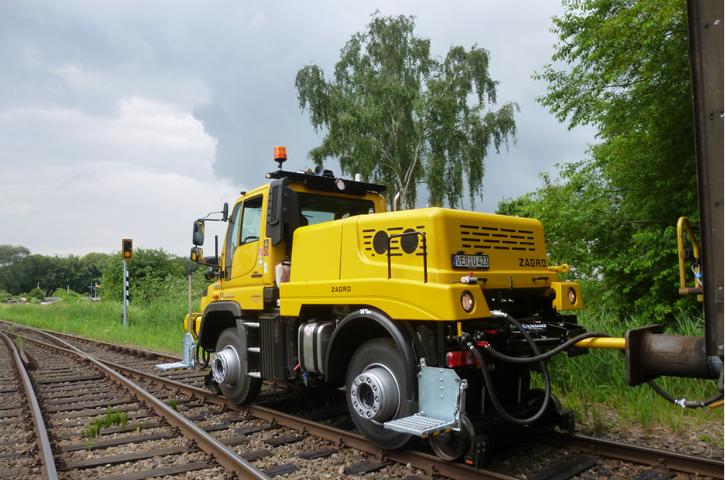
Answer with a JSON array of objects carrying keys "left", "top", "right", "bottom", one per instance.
[
  {"left": 548, "top": 263, "right": 570, "bottom": 274},
  {"left": 676, "top": 216, "right": 702, "bottom": 297}
]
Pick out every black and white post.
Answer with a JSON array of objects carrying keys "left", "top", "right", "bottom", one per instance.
[
  {"left": 120, "top": 238, "right": 133, "bottom": 327},
  {"left": 122, "top": 260, "right": 129, "bottom": 327}
]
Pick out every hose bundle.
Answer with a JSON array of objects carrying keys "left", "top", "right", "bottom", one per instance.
[{"left": 469, "top": 310, "right": 609, "bottom": 425}]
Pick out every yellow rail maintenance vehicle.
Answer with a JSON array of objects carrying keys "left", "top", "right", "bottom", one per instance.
[{"left": 185, "top": 146, "right": 596, "bottom": 462}]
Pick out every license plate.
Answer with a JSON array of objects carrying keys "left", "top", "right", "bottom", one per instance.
[{"left": 452, "top": 254, "right": 489, "bottom": 269}]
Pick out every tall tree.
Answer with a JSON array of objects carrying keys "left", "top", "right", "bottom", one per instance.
[
  {"left": 0, "top": 246, "right": 110, "bottom": 295},
  {"left": 296, "top": 14, "right": 517, "bottom": 209},
  {"left": 508, "top": 0, "right": 697, "bottom": 317},
  {"left": 0, "top": 245, "right": 29, "bottom": 268}
]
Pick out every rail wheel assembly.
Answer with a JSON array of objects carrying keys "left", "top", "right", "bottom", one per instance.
[
  {"left": 211, "top": 327, "right": 261, "bottom": 404},
  {"left": 345, "top": 338, "right": 414, "bottom": 449},
  {"left": 429, "top": 413, "right": 475, "bottom": 461}
]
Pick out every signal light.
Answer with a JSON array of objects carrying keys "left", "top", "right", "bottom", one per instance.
[
  {"left": 446, "top": 350, "right": 478, "bottom": 368},
  {"left": 122, "top": 238, "right": 133, "bottom": 260},
  {"left": 567, "top": 286, "right": 577, "bottom": 305},
  {"left": 274, "top": 145, "right": 287, "bottom": 169}
]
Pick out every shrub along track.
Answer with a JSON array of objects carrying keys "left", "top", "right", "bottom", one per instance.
[{"left": 1, "top": 321, "right": 722, "bottom": 479}]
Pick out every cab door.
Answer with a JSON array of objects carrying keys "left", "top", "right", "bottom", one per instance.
[{"left": 222, "top": 194, "right": 266, "bottom": 309}]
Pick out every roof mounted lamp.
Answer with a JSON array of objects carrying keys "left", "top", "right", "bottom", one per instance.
[{"left": 274, "top": 145, "right": 287, "bottom": 170}]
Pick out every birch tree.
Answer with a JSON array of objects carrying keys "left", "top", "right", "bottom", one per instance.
[{"left": 295, "top": 14, "right": 517, "bottom": 209}]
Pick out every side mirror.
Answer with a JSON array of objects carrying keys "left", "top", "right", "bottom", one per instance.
[
  {"left": 192, "top": 220, "right": 205, "bottom": 246},
  {"left": 190, "top": 246, "right": 204, "bottom": 263},
  {"left": 222, "top": 202, "right": 229, "bottom": 222}
]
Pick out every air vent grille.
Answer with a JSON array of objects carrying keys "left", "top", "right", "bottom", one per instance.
[
  {"left": 362, "top": 226, "right": 427, "bottom": 257},
  {"left": 459, "top": 224, "right": 535, "bottom": 252}
]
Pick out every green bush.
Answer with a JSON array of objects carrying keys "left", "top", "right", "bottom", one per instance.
[
  {"left": 101, "top": 248, "right": 194, "bottom": 303},
  {"left": 52, "top": 288, "right": 85, "bottom": 303},
  {"left": 27, "top": 287, "right": 45, "bottom": 301}
]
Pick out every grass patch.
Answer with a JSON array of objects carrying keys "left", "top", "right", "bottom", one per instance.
[
  {"left": 0, "top": 299, "right": 189, "bottom": 354},
  {"left": 549, "top": 306, "right": 722, "bottom": 440},
  {"left": 82, "top": 407, "right": 129, "bottom": 439}
]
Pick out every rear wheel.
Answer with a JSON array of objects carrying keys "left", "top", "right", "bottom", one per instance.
[
  {"left": 345, "top": 339, "right": 413, "bottom": 449},
  {"left": 212, "top": 327, "right": 261, "bottom": 404}
]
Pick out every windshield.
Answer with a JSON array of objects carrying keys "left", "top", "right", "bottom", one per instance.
[{"left": 298, "top": 193, "right": 375, "bottom": 226}]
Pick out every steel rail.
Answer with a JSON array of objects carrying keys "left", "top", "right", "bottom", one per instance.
[
  {"left": 11, "top": 332, "right": 516, "bottom": 480},
  {"left": 0, "top": 331, "right": 59, "bottom": 480},
  {"left": 23, "top": 328, "right": 269, "bottom": 480},
  {"left": 19, "top": 325, "right": 179, "bottom": 362},
  {"left": 541, "top": 431, "right": 724, "bottom": 479}
]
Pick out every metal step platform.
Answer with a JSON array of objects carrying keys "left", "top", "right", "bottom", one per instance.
[
  {"left": 384, "top": 360, "right": 467, "bottom": 438},
  {"left": 384, "top": 414, "right": 454, "bottom": 437}
]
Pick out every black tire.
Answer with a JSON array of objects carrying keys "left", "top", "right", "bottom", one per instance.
[
  {"left": 525, "top": 389, "right": 573, "bottom": 433},
  {"left": 214, "top": 327, "right": 261, "bottom": 405},
  {"left": 345, "top": 339, "right": 413, "bottom": 449}
]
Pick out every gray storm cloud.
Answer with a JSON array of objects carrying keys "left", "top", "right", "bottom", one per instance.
[{"left": 0, "top": 0, "right": 593, "bottom": 255}]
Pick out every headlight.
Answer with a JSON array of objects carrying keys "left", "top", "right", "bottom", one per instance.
[{"left": 460, "top": 291, "right": 475, "bottom": 313}]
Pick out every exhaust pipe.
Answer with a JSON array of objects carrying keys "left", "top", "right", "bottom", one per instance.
[{"left": 393, "top": 192, "right": 400, "bottom": 211}]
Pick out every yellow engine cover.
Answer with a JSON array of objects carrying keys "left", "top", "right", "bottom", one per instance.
[{"left": 280, "top": 207, "right": 561, "bottom": 321}]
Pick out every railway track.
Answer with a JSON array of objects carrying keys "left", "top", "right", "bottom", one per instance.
[
  {"left": 0, "top": 330, "right": 56, "bottom": 478},
  {"left": 1, "top": 327, "right": 265, "bottom": 479},
  {"left": 1, "top": 321, "right": 721, "bottom": 479}
]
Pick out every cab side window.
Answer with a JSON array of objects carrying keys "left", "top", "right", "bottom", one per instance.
[
  {"left": 240, "top": 196, "right": 263, "bottom": 245},
  {"left": 224, "top": 203, "right": 242, "bottom": 279}
]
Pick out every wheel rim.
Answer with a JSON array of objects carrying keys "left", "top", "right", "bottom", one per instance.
[
  {"left": 211, "top": 345, "right": 241, "bottom": 387},
  {"left": 350, "top": 364, "right": 400, "bottom": 422}
]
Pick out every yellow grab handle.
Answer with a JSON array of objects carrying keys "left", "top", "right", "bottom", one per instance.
[{"left": 548, "top": 263, "right": 570, "bottom": 274}]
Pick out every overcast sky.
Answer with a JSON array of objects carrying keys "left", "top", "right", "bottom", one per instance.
[{"left": 0, "top": 0, "right": 594, "bottom": 256}]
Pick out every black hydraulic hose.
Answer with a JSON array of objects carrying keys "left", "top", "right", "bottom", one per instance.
[
  {"left": 647, "top": 380, "right": 723, "bottom": 408},
  {"left": 467, "top": 309, "right": 554, "bottom": 425},
  {"left": 483, "top": 331, "right": 611, "bottom": 365},
  {"left": 469, "top": 344, "right": 552, "bottom": 425},
  {"left": 196, "top": 344, "right": 210, "bottom": 368}
]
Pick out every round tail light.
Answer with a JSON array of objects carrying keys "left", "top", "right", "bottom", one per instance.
[{"left": 460, "top": 291, "right": 475, "bottom": 313}]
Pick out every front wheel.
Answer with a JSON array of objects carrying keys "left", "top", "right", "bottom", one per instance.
[
  {"left": 212, "top": 327, "right": 261, "bottom": 404},
  {"left": 345, "top": 339, "right": 413, "bottom": 449}
]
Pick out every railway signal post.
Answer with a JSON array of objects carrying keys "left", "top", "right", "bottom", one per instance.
[{"left": 121, "top": 239, "right": 133, "bottom": 327}]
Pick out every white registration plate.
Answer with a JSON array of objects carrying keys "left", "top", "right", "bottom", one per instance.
[{"left": 452, "top": 254, "right": 489, "bottom": 269}]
